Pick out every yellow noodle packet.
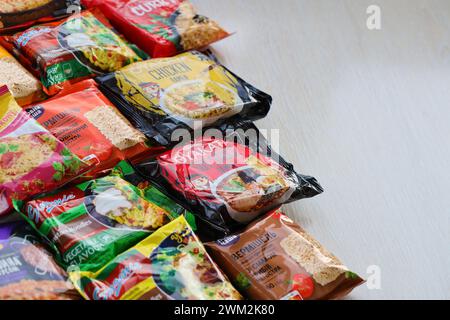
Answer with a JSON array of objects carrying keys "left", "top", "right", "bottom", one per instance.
[{"left": 69, "top": 215, "right": 242, "bottom": 300}]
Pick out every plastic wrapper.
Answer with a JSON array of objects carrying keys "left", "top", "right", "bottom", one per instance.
[
  {"left": 132, "top": 120, "right": 323, "bottom": 238},
  {"left": 25, "top": 80, "right": 160, "bottom": 179},
  {"left": 97, "top": 51, "right": 272, "bottom": 146},
  {"left": 0, "top": 221, "right": 80, "bottom": 300},
  {"left": 69, "top": 215, "right": 242, "bottom": 300},
  {"left": 0, "top": 44, "right": 45, "bottom": 106},
  {"left": 13, "top": 161, "right": 195, "bottom": 272},
  {"left": 81, "top": 0, "right": 230, "bottom": 58},
  {"left": 206, "top": 209, "right": 364, "bottom": 300},
  {"left": 0, "top": 9, "right": 141, "bottom": 96},
  {"left": 0, "top": 0, "right": 81, "bottom": 34},
  {"left": 0, "top": 85, "right": 89, "bottom": 216}
]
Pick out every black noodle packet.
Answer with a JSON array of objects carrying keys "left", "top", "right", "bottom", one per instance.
[
  {"left": 97, "top": 50, "right": 272, "bottom": 146},
  {"left": 131, "top": 120, "right": 323, "bottom": 239}
]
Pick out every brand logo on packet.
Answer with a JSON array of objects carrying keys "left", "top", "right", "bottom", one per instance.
[
  {"left": 216, "top": 235, "right": 240, "bottom": 247},
  {"left": 25, "top": 106, "right": 45, "bottom": 120},
  {"left": 15, "top": 27, "right": 52, "bottom": 47},
  {"left": 27, "top": 194, "right": 77, "bottom": 224},
  {"left": 93, "top": 262, "right": 142, "bottom": 300},
  {"left": 38, "top": 194, "right": 77, "bottom": 214},
  {"left": 129, "top": 0, "right": 179, "bottom": 17},
  {"left": 171, "top": 139, "right": 247, "bottom": 165}
]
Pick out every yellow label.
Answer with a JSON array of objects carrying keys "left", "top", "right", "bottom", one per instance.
[
  {"left": 0, "top": 87, "right": 21, "bottom": 131},
  {"left": 116, "top": 52, "right": 244, "bottom": 125},
  {"left": 0, "top": 45, "right": 11, "bottom": 59},
  {"left": 131, "top": 215, "right": 189, "bottom": 256}
]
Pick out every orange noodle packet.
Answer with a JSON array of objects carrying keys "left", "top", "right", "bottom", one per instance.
[{"left": 25, "top": 80, "right": 159, "bottom": 179}]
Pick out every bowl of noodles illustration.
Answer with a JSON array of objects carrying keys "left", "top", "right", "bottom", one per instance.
[
  {"left": 160, "top": 80, "right": 243, "bottom": 126},
  {"left": 83, "top": 177, "right": 170, "bottom": 231},
  {"left": 57, "top": 12, "right": 137, "bottom": 75},
  {"left": 211, "top": 161, "right": 296, "bottom": 223}
]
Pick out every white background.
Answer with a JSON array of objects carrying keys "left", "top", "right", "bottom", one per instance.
[{"left": 194, "top": 0, "right": 450, "bottom": 299}]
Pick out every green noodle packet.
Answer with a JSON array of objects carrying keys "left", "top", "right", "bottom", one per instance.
[{"left": 13, "top": 161, "right": 196, "bottom": 272}]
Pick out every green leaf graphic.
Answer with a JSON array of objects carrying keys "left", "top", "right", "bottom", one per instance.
[{"left": 53, "top": 162, "right": 64, "bottom": 172}]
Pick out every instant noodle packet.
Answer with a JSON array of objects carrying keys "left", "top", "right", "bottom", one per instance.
[
  {"left": 205, "top": 210, "right": 365, "bottom": 300},
  {"left": 0, "top": 9, "right": 141, "bottom": 96},
  {"left": 81, "top": 0, "right": 230, "bottom": 58},
  {"left": 69, "top": 215, "right": 242, "bottom": 300},
  {"left": 14, "top": 161, "right": 196, "bottom": 272},
  {"left": 0, "top": 0, "right": 81, "bottom": 34},
  {"left": 97, "top": 51, "right": 272, "bottom": 146},
  {"left": 25, "top": 80, "right": 156, "bottom": 179},
  {"left": 133, "top": 121, "right": 323, "bottom": 237},
  {"left": 0, "top": 85, "right": 89, "bottom": 216},
  {"left": 0, "top": 44, "right": 45, "bottom": 106},
  {"left": 0, "top": 221, "right": 80, "bottom": 300}
]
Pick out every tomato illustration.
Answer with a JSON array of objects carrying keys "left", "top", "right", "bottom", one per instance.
[{"left": 292, "top": 274, "right": 314, "bottom": 299}]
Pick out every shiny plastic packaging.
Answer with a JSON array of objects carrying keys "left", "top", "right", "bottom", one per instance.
[
  {"left": 14, "top": 161, "right": 195, "bottom": 272},
  {"left": 0, "top": 10, "right": 141, "bottom": 96},
  {"left": 206, "top": 209, "right": 365, "bottom": 300},
  {"left": 97, "top": 51, "right": 272, "bottom": 146},
  {"left": 0, "top": 221, "right": 80, "bottom": 300},
  {"left": 70, "top": 215, "right": 242, "bottom": 300},
  {"left": 0, "top": 44, "right": 45, "bottom": 106},
  {"left": 81, "top": 0, "right": 230, "bottom": 58},
  {"left": 0, "top": 85, "right": 89, "bottom": 216},
  {"left": 132, "top": 120, "right": 323, "bottom": 237},
  {"left": 25, "top": 80, "right": 158, "bottom": 179}
]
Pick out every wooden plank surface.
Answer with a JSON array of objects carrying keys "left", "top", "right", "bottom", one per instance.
[{"left": 193, "top": 0, "right": 450, "bottom": 299}]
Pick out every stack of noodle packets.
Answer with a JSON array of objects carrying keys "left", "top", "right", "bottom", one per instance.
[{"left": 0, "top": 0, "right": 365, "bottom": 302}]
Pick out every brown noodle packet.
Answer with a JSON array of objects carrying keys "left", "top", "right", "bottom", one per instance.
[{"left": 205, "top": 209, "right": 365, "bottom": 300}]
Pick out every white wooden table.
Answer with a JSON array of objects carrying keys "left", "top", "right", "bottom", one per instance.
[{"left": 194, "top": 0, "right": 450, "bottom": 299}]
